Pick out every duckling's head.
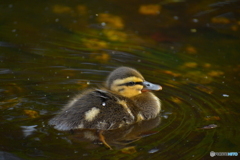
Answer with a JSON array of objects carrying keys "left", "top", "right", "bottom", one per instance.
[{"left": 106, "top": 67, "right": 162, "bottom": 98}]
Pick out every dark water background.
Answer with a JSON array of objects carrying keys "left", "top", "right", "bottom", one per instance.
[{"left": 1, "top": 0, "right": 240, "bottom": 159}]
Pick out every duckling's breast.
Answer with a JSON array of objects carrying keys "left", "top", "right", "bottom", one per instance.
[{"left": 132, "top": 92, "right": 161, "bottom": 120}]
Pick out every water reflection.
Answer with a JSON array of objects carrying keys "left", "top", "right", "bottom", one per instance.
[
  {"left": 21, "top": 125, "right": 38, "bottom": 137},
  {"left": 70, "top": 116, "right": 161, "bottom": 150},
  {"left": 1, "top": 0, "right": 240, "bottom": 159}
]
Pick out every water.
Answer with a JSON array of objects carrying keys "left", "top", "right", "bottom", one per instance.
[{"left": 1, "top": 0, "right": 240, "bottom": 159}]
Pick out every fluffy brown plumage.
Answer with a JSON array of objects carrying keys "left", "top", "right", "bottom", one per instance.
[{"left": 49, "top": 66, "right": 162, "bottom": 131}]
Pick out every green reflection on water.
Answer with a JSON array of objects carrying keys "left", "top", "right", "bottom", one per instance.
[{"left": 1, "top": 0, "right": 240, "bottom": 160}]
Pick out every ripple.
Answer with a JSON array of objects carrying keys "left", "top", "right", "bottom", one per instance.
[
  {"left": 1, "top": 27, "right": 239, "bottom": 160},
  {"left": 0, "top": 68, "right": 12, "bottom": 74}
]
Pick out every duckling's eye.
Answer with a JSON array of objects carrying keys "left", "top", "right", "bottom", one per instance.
[
  {"left": 118, "top": 81, "right": 142, "bottom": 86},
  {"left": 125, "top": 81, "right": 143, "bottom": 86},
  {"left": 127, "top": 82, "right": 135, "bottom": 86}
]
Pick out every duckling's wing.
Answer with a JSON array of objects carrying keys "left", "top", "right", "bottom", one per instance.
[{"left": 49, "top": 89, "right": 137, "bottom": 131}]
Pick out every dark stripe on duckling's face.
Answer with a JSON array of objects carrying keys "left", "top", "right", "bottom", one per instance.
[
  {"left": 111, "top": 76, "right": 144, "bottom": 97},
  {"left": 117, "top": 81, "right": 143, "bottom": 93},
  {"left": 117, "top": 81, "right": 143, "bottom": 86},
  {"left": 111, "top": 76, "right": 162, "bottom": 97}
]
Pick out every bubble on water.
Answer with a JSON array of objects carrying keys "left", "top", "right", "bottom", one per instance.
[
  {"left": 192, "top": 18, "right": 198, "bottom": 23},
  {"left": 173, "top": 16, "right": 179, "bottom": 20},
  {"left": 222, "top": 94, "right": 229, "bottom": 97},
  {"left": 162, "top": 115, "right": 168, "bottom": 119},
  {"left": 148, "top": 148, "right": 159, "bottom": 154}
]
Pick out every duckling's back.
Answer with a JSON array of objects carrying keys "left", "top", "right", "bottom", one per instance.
[{"left": 49, "top": 89, "right": 139, "bottom": 131}]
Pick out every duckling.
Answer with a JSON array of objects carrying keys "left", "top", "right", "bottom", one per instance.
[{"left": 49, "top": 66, "right": 162, "bottom": 149}]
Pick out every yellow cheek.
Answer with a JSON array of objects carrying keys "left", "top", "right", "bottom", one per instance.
[{"left": 115, "top": 85, "right": 143, "bottom": 97}]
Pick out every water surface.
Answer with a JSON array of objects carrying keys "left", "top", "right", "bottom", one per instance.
[{"left": 1, "top": 0, "right": 240, "bottom": 159}]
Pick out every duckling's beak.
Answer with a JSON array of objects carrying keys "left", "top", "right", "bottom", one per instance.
[{"left": 142, "top": 81, "right": 162, "bottom": 92}]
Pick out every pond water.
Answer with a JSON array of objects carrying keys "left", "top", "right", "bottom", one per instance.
[{"left": 1, "top": 0, "right": 240, "bottom": 159}]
